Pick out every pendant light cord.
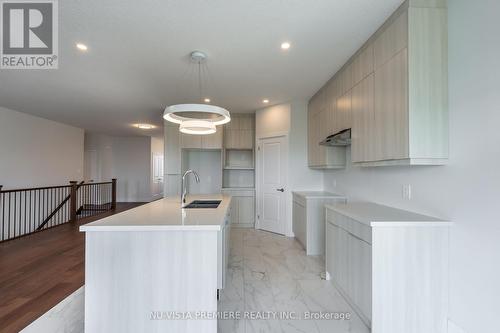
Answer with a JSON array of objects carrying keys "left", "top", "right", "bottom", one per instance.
[{"left": 198, "top": 61, "right": 202, "bottom": 101}]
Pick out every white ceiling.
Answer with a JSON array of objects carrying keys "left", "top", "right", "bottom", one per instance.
[{"left": 0, "top": 0, "right": 403, "bottom": 136}]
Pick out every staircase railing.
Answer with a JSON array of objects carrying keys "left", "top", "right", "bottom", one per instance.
[{"left": 0, "top": 179, "right": 116, "bottom": 242}]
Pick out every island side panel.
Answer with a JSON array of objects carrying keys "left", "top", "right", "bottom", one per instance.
[{"left": 84, "top": 230, "right": 218, "bottom": 333}]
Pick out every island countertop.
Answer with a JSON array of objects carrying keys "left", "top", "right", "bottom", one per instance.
[{"left": 80, "top": 194, "right": 231, "bottom": 232}]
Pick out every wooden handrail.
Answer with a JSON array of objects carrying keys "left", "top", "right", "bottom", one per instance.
[
  {"left": 80, "top": 181, "right": 112, "bottom": 186},
  {"left": 0, "top": 184, "right": 71, "bottom": 193},
  {"left": 1, "top": 179, "right": 117, "bottom": 242}
]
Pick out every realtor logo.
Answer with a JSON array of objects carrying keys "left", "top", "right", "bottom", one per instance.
[{"left": 0, "top": 0, "right": 58, "bottom": 69}]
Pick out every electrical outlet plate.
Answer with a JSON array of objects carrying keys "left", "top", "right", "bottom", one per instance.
[{"left": 402, "top": 184, "right": 412, "bottom": 200}]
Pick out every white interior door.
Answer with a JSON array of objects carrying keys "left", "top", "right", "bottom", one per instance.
[
  {"left": 152, "top": 153, "right": 164, "bottom": 199},
  {"left": 257, "top": 136, "right": 287, "bottom": 235}
]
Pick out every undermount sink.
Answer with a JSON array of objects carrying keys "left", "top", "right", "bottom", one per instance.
[{"left": 183, "top": 200, "right": 221, "bottom": 209}]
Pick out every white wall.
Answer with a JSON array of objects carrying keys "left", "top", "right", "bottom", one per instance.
[
  {"left": 84, "top": 133, "right": 152, "bottom": 202},
  {"left": 0, "top": 107, "right": 84, "bottom": 188},
  {"left": 321, "top": 1, "right": 500, "bottom": 332},
  {"left": 256, "top": 102, "right": 323, "bottom": 236}
]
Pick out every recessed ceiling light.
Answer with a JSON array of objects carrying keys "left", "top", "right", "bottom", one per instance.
[
  {"left": 262, "top": 99, "right": 269, "bottom": 104},
  {"left": 135, "top": 123, "right": 154, "bottom": 129},
  {"left": 76, "top": 43, "right": 88, "bottom": 51},
  {"left": 204, "top": 98, "right": 211, "bottom": 103},
  {"left": 281, "top": 42, "right": 291, "bottom": 50}
]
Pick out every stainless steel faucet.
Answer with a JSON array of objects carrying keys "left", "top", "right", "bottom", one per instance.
[{"left": 181, "top": 169, "right": 200, "bottom": 205}]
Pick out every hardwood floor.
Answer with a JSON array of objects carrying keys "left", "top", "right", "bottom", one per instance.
[{"left": 0, "top": 202, "right": 146, "bottom": 333}]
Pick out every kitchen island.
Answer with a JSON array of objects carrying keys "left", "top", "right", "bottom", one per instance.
[{"left": 80, "top": 194, "right": 231, "bottom": 333}]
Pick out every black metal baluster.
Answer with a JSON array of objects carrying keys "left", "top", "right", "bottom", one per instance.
[
  {"left": 1, "top": 192, "right": 5, "bottom": 241},
  {"left": 14, "top": 192, "right": 18, "bottom": 238},
  {"left": 42, "top": 189, "right": 44, "bottom": 227},
  {"left": 24, "top": 191, "right": 27, "bottom": 235},
  {"left": 8, "top": 193, "right": 11, "bottom": 239}
]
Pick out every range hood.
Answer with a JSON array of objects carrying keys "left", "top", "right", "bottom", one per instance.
[{"left": 319, "top": 128, "right": 351, "bottom": 146}]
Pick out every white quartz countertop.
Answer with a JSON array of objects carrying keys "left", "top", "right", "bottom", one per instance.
[
  {"left": 292, "top": 191, "right": 346, "bottom": 199},
  {"left": 325, "top": 202, "right": 451, "bottom": 227},
  {"left": 80, "top": 194, "right": 231, "bottom": 232}
]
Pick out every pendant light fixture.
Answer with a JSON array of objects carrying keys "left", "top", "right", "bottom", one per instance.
[{"left": 163, "top": 51, "right": 230, "bottom": 135}]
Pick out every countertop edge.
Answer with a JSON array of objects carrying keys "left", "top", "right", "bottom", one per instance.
[
  {"left": 80, "top": 225, "right": 222, "bottom": 232},
  {"left": 325, "top": 202, "right": 451, "bottom": 226},
  {"left": 292, "top": 191, "right": 346, "bottom": 199}
]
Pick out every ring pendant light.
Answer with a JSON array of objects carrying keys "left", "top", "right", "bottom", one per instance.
[
  {"left": 180, "top": 120, "right": 216, "bottom": 135},
  {"left": 163, "top": 51, "right": 230, "bottom": 134}
]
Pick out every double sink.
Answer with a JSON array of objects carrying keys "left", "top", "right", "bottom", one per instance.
[{"left": 183, "top": 200, "right": 221, "bottom": 209}]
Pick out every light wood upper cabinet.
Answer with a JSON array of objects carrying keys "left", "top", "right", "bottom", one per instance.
[
  {"left": 307, "top": 0, "right": 448, "bottom": 167},
  {"left": 351, "top": 74, "right": 375, "bottom": 163},
  {"left": 180, "top": 132, "right": 202, "bottom": 149},
  {"left": 374, "top": 49, "right": 409, "bottom": 160},
  {"left": 339, "top": 63, "right": 353, "bottom": 95},
  {"left": 353, "top": 44, "right": 374, "bottom": 86},
  {"left": 307, "top": 106, "right": 315, "bottom": 166},
  {"left": 201, "top": 127, "right": 223, "bottom": 149},
  {"left": 336, "top": 91, "right": 352, "bottom": 133},
  {"left": 373, "top": 10, "right": 408, "bottom": 69},
  {"left": 307, "top": 91, "right": 346, "bottom": 169},
  {"left": 181, "top": 126, "right": 223, "bottom": 149},
  {"left": 224, "top": 114, "right": 254, "bottom": 149}
]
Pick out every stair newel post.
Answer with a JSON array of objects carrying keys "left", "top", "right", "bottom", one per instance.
[
  {"left": 70, "top": 181, "right": 78, "bottom": 222},
  {"left": 111, "top": 179, "right": 117, "bottom": 210}
]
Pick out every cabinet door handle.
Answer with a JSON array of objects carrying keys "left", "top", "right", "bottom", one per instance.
[{"left": 276, "top": 188, "right": 284, "bottom": 192}]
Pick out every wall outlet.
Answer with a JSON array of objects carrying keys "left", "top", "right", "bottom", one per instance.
[
  {"left": 402, "top": 184, "right": 412, "bottom": 200},
  {"left": 331, "top": 179, "right": 337, "bottom": 188}
]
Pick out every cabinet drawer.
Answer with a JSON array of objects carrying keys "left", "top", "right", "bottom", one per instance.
[{"left": 326, "top": 209, "right": 371, "bottom": 244}]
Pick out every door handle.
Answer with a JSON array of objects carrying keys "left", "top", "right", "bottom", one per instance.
[{"left": 276, "top": 188, "right": 284, "bottom": 192}]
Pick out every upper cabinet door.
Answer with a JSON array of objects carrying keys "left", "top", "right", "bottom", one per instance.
[
  {"left": 353, "top": 44, "right": 374, "bottom": 86},
  {"left": 307, "top": 104, "right": 314, "bottom": 166},
  {"left": 351, "top": 74, "right": 375, "bottom": 163},
  {"left": 339, "top": 63, "right": 353, "bottom": 95},
  {"left": 202, "top": 126, "right": 223, "bottom": 149},
  {"left": 239, "top": 130, "right": 254, "bottom": 149},
  {"left": 336, "top": 91, "right": 352, "bottom": 132},
  {"left": 180, "top": 132, "right": 202, "bottom": 149},
  {"left": 374, "top": 49, "right": 409, "bottom": 160},
  {"left": 224, "top": 129, "right": 239, "bottom": 149},
  {"left": 373, "top": 11, "right": 408, "bottom": 70}
]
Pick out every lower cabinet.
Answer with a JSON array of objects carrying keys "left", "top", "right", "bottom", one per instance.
[
  {"left": 326, "top": 220, "right": 371, "bottom": 324},
  {"left": 292, "top": 199, "right": 307, "bottom": 250},
  {"left": 221, "top": 189, "right": 255, "bottom": 228},
  {"left": 325, "top": 204, "right": 450, "bottom": 333},
  {"left": 292, "top": 192, "right": 347, "bottom": 255},
  {"left": 218, "top": 211, "right": 230, "bottom": 290}
]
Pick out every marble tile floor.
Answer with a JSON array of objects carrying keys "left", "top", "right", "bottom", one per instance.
[
  {"left": 218, "top": 228, "right": 369, "bottom": 333},
  {"left": 21, "top": 228, "right": 369, "bottom": 333}
]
